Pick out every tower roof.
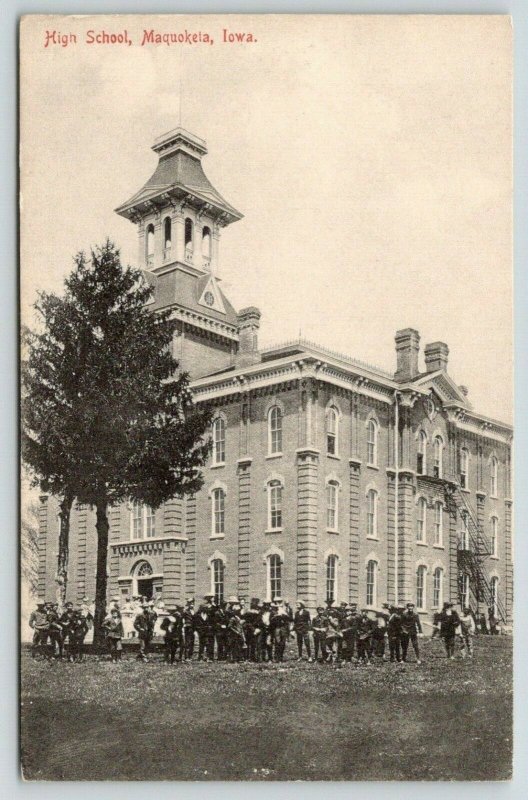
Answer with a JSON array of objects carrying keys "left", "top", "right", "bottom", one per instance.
[{"left": 115, "top": 127, "right": 243, "bottom": 224}]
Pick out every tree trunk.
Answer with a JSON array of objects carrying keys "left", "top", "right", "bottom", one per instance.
[
  {"left": 55, "top": 491, "right": 74, "bottom": 607},
  {"left": 93, "top": 494, "right": 110, "bottom": 648}
]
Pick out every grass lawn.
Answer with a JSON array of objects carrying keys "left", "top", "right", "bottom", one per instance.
[{"left": 20, "top": 635, "right": 512, "bottom": 781}]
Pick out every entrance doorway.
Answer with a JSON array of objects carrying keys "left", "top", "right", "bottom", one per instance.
[{"left": 137, "top": 578, "right": 154, "bottom": 601}]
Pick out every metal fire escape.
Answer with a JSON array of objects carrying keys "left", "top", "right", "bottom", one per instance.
[{"left": 443, "top": 482, "right": 507, "bottom": 623}]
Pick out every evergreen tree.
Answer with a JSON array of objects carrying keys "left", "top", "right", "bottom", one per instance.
[{"left": 23, "top": 241, "right": 212, "bottom": 642}]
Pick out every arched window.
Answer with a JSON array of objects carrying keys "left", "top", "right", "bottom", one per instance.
[
  {"left": 460, "top": 572, "right": 470, "bottom": 609},
  {"left": 326, "top": 406, "right": 339, "bottom": 455},
  {"left": 211, "top": 488, "right": 225, "bottom": 537},
  {"left": 268, "top": 479, "right": 283, "bottom": 531},
  {"left": 268, "top": 406, "right": 282, "bottom": 455},
  {"left": 433, "top": 567, "right": 443, "bottom": 608},
  {"left": 417, "top": 498, "right": 427, "bottom": 543},
  {"left": 184, "top": 218, "right": 193, "bottom": 261},
  {"left": 268, "top": 554, "right": 282, "bottom": 601},
  {"left": 490, "top": 576, "right": 499, "bottom": 617},
  {"left": 491, "top": 516, "right": 499, "bottom": 558},
  {"left": 366, "top": 489, "right": 378, "bottom": 538},
  {"left": 416, "top": 565, "right": 427, "bottom": 610},
  {"left": 490, "top": 456, "right": 498, "bottom": 497},
  {"left": 163, "top": 217, "right": 172, "bottom": 261},
  {"left": 135, "top": 561, "right": 153, "bottom": 578},
  {"left": 212, "top": 417, "right": 226, "bottom": 465},
  {"left": 460, "top": 511, "right": 469, "bottom": 551},
  {"left": 211, "top": 558, "right": 225, "bottom": 604},
  {"left": 366, "top": 560, "right": 378, "bottom": 607},
  {"left": 460, "top": 448, "right": 469, "bottom": 489},
  {"left": 326, "top": 481, "right": 339, "bottom": 530},
  {"left": 326, "top": 555, "right": 338, "bottom": 604},
  {"left": 202, "top": 226, "right": 211, "bottom": 262},
  {"left": 417, "top": 430, "right": 427, "bottom": 475},
  {"left": 367, "top": 419, "right": 378, "bottom": 466},
  {"left": 433, "top": 436, "right": 443, "bottom": 478},
  {"left": 146, "top": 223, "right": 155, "bottom": 267},
  {"left": 434, "top": 501, "right": 443, "bottom": 546}
]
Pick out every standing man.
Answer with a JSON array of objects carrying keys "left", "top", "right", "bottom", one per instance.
[
  {"left": 312, "top": 607, "right": 329, "bottom": 663},
  {"left": 28, "top": 601, "right": 49, "bottom": 658},
  {"left": 439, "top": 601, "right": 460, "bottom": 659},
  {"left": 213, "top": 601, "right": 228, "bottom": 661},
  {"left": 194, "top": 603, "right": 214, "bottom": 661},
  {"left": 259, "top": 601, "right": 273, "bottom": 662},
  {"left": 458, "top": 606, "right": 476, "bottom": 658},
  {"left": 134, "top": 603, "right": 157, "bottom": 662},
  {"left": 69, "top": 608, "right": 89, "bottom": 662},
  {"left": 244, "top": 599, "right": 261, "bottom": 662},
  {"left": 387, "top": 605, "right": 403, "bottom": 663},
  {"left": 400, "top": 602, "right": 423, "bottom": 664},
  {"left": 356, "top": 609, "right": 374, "bottom": 664},
  {"left": 270, "top": 598, "right": 291, "bottom": 662},
  {"left": 160, "top": 607, "right": 184, "bottom": 664},
  {"left": 183, "top": 598, "right": 195, "bottom": 661},
  {"left": 293, "top": 601, "right": 312, "bottom": 662}
]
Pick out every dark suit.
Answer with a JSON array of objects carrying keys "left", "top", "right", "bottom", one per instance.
[
  {"left": 194, "top": 610, "right": 214, "bottom": 661},
  {"left": 400, "top": 610, "right": 422, "bottom": 661},
  {"left": 387, "top": 612, "right": 402, "bottom": 662},
  {"left": 161, "top": 613, "right": 183, "bottom": 663},
  {"left": 183, "top": 608, "right": 195, "bottom": 659},
  {"left": 293, "top": 608, "right": 312, "bottom": 658}
]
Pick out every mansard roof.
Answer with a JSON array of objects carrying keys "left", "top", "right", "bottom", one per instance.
[
  {"left": 143, "top": 264, "right": 239, "bottom": 332},
  {"left": 115, "top": 128, "right": 243, "bottom": 224}
]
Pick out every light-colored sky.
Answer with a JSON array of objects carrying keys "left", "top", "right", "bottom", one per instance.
[{"left": 20, "top": 14, "right": 512, "bottom": 422}]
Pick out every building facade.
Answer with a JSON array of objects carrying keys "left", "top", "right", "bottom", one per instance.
[{"left": 38, "top": 128, "right": 513, "bottom": 626}]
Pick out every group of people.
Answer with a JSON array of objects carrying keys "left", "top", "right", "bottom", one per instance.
[{"left": 28, "top": 593, "right": 483, "bottom": 665}]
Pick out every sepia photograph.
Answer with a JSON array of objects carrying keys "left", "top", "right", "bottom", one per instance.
[{"left": 19, "top": 13, "right": 513, "bottom": 781}]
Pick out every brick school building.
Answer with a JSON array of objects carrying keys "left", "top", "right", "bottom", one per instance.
[{"left": 37, "top": 128, "right": 513, "bottom": 627}]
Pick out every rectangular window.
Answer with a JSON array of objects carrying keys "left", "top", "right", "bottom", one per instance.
[
  {"left": 326, "top": 483, "right": 338, "bottom": 530},
  {"left": 269, "top": 555, "right": 282, "bottom": 601},
  {"left": 145, "top": 507, "right": 156, "bottom": 538},
  {"left": 416, "top": 567, "right": 426, "bottom": 610},
  {"left": 132, "top": 502, "right": 142, "bottom": 539},
  {"left": 433, "top": 569, "right": 442, "bottom": 608},
  {"left": 213, "top": 560, "right": 224, "bottom": 604},
  {"left": 366, "top": 561, "right": 376, "bottom": 607},
  {"left": 213, "top": 490, "right": 225, "bottom": 536},
  {"left": 417, "top": 499, "right": 426, "bottom": 543},
  {"left": 326, "top": 556, "right": 337, "bottom": 603},
  {"left": 417, "top": 452, "right": 424, "bottom": 475},
  {"left": 434, "top": 502, "right": 443, "bottom": 546},
  {"left": 367, "top": 491, "right": 377, "bottom": 538},
  {"left": 269, "top": 483, "right": 282, "bottom": 530}
]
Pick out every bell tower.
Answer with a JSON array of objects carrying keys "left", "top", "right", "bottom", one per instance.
[
  {"left": 114, "top": 128, "right": 255, "bottom": 380},
  {"left": 115, "top": 127, "right": 243, "bottom": 275}
]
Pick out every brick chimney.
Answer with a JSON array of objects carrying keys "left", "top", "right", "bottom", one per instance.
[
  {"left": 394, "top": 328, "right": 420, "bottom": 381},
  {"left": 424, "top": 341, "right": 449, "bottom": 373},
  {"left": 235, "top": 307, "right": 261, "bottom": 368}
]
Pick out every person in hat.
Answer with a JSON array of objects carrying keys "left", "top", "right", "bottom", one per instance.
[
  {"left": 324, "top": 607, "right": 343, "bottom": 663},
  {"left": 340, "top": 604, "right": 360, "bottom": 662},
  {"left": 160, "top": 607, "right": 184, "bottom": 664},
  {"left": 59, "top": 601, "right": 77, "bottom": 660},
  {"left": 356, "top": 609, "right": 374, "bottom": 664},
  {"left": 293, "top": 601, "right": 312, "bottom": 662},
  {"left": 194, "top": 603, "right": 214, "bottom": 661},
  {"left": 259, "top": 601, "right": 273, "bottom": 662},
  {"left": 69, "top": 608, "right": 89, "bottom": 662},
  {"left": 133, "top": 603, "right": 157, "bottom": 662},
  {"left": 182, "top": 598, "right": 195, "bottom": 661},
  {"left": 458, "top": 606, "right": 476, "bottom": 658},
  {"left": 387, "top": 605, "right": 403, "bottom": 663},
  {"left": 28, "top": 601, "right": 50, "bottom": 658},
  {"left": 212, "top": 600, "right": 229, "bottom": 661},
  {"left": 47, "top": 602, "right": 64, "bottom": 659},
  {"left": 226, "top": 603, "right": 246, "bottom": 662},
  {"left": 372, "top": 611, "right": 388, "bottom": 660},
  {"left": 312, "top": 607, "right": 329, "bottom": 663},
  {"left": 270, "top": 598, "right": 291, "bottom": 662},
  {"left": 243, "top": 598, "right": 262, "bottom": 662},
  {"left": 102, "top": 608, "right": 125, "bottom": 662},
  {"left": 79, "top": 597, "right": 94, "bottom": 630},
  {"left": 438, "top": 601, "right": 460, "bottom": 659},
  {"left": 400, "top": 603, "right": 423, "bottom": 664}
]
